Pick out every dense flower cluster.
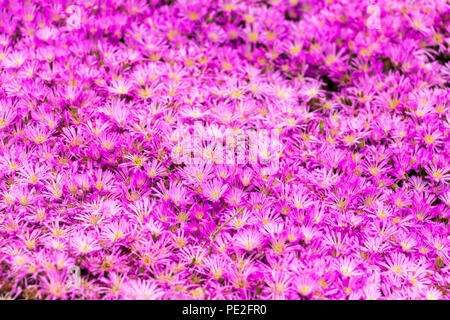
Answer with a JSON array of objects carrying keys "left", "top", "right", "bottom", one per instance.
[{"left": 0, "top": 0, "right": 449, "bottom": 300}]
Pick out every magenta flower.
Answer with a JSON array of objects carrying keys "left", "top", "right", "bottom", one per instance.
[{"left": 0, "top": 0, "right": 448, "bottom": 301}]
